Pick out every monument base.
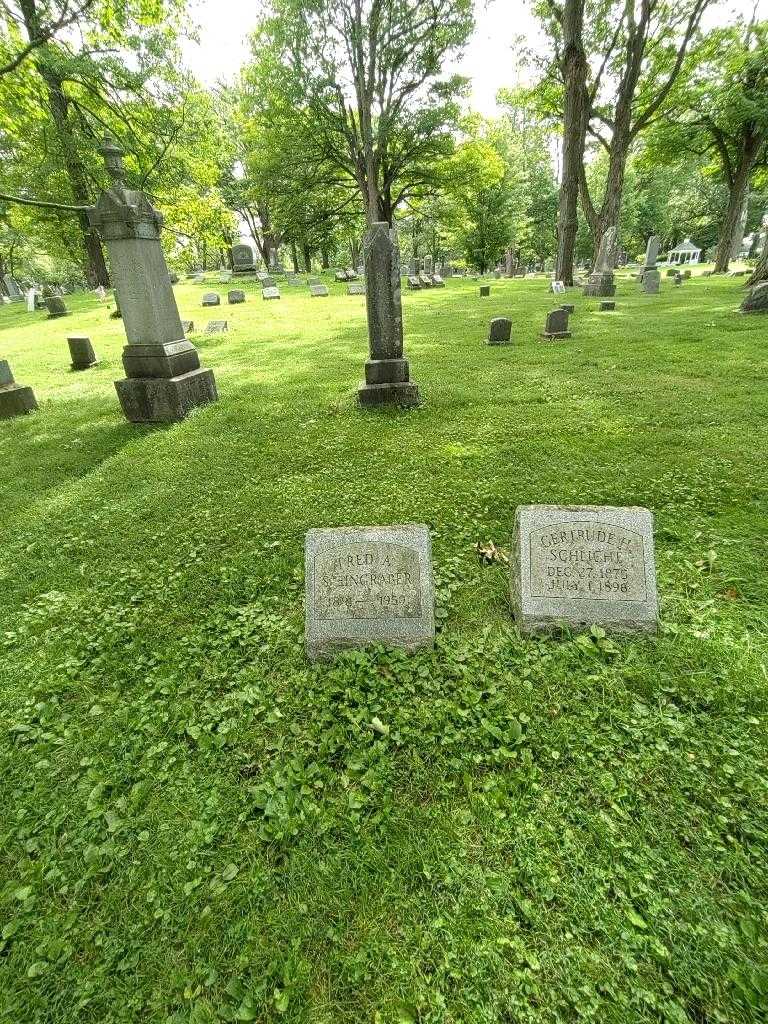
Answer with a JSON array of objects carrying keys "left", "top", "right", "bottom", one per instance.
[
  {"left": 642, "top": 270, "right": 661, "bottom": 294},
  {"left": 122, "top": 340, "right": 200, "bottom": 378},
  {"left": 0, "top": 384, "right": 38, "bottom": 419},
  {"left": 115, "top": 367, "right": 217, "bottom": 423},
  {"left": 358, "top": 381, "right": 421, "bottom": 408},
  {"left": 583, "top": 272, "right": 615, "bottom": 297},
  {"left": 71, "top": 360, "right": 99, "bottom": 371},
  {"left": 540, "top": 331, "right": 572, "bottom": 340}
]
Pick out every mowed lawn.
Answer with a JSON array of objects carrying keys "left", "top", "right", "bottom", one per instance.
[{"left": 1, "top": 272, "right": 767, "bottom": 1023}]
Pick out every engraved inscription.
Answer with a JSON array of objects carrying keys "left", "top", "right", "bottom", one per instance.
[
  {"left": 529, "top": 521, "right": 647, "bottom": 602},
  {"left": 314, "top": 543, "right": 422, "bottom": 620}
]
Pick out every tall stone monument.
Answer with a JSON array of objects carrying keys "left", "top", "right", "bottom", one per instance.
[
  {"left": 88, "top": 135, "right": 217, "bottom": 423},
  {"left": 358, "top": 222, "right": 420, "bottom": 408},
  {"left": 641, "top": 234, "right": 661, "bottom": 294},
  {"left": 584, "top": 226, "right": 618, "bottom": 297}
]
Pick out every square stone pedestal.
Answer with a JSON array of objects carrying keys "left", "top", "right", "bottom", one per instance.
[
  {"left": 358, "top": 358, "right": 420, "bottom": 408},
  {"left": 584, "top": 272, "right": 615, "bottom": 297},
  {"left": 115, "top": 367, "right": 217, "bottom": 423}
]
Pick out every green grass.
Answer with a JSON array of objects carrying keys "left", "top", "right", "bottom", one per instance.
[{"left": 1, "top": 271, "right": 767, "bottom": 1023}]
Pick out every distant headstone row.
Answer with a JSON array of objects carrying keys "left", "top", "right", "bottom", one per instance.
[{"left": 305, "top": 506, "right": 659, "bottom": 659}]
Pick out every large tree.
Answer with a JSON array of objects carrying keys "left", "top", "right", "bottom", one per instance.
[
  {"left": 534, "top": 0, "right": 710, "bottom": 261},
  {"left": 247, "top": 0, "right": 474, "bottom": 225}
]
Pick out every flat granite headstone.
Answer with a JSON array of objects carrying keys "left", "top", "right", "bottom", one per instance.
[
  {"left": 431, "top": 274, "right": 445, "bottom": 287},
  {"left": 305, "top": 524, "right": 435, "bottom": 660},
  {"left": 262, "top": 286, "right": 280, "bottom": 300},
  {"left": 511, "top": 505, "right": 658, "bottom": 635},
  {"left": 261, "top": 276, "right": 277, "bottom": 289},
  {"left": 0, "top": 359, "right": 38, "bottom": 418},
  {"left": 407, "top": 276, "right": 422, "bottom": 290},
  {"left": 487, "top": 317, "right": 512, "bottom": 345},
  {"left": 202, "top": 292, "right": 220, "bottom": 306},
  {"left": 550, "top": 280, "right": 566, "bottom": 294},
  {"left": 479, "top": 285, "right": 490, "bottom": 297},
  {"left": 205, "top": 320, "right": 228, "bottom": 333},
  {"left": 228, "top": 289, "right": 246, "bottom": 304},
  {"left": 347, "top": 282, "right": 365, "bottom": 295},
  {"left": 68, "top": 335, "right": 98, "bottom": 370},
  {"left": 310, "top": 283, "right": 329, "bottom": 297},
  {"left": 541, "top": 308, "right": 571, "bottom": 338},
  {"left": 418, "top": 272, "right": 433, "bottom": 288}
]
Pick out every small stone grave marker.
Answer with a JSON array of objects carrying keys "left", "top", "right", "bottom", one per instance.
[
  {"left": 305, "top": 524, "right": 435, "bottom": 660},
  {"left": 407, "top": 276, "right": 422, "bottom": 290},
  {"left": 550, "top": 280, "right": 566, "bottom": 294},
  {"left": 68, "top": 335, "right": 98, "bottom": 370},
  {"left": 666, "top": 268, "right": 677, "bottom": 277},
  {"left": 479, "top": 285, "right": 490, "bottom": 297},
  {"left": 335, "top": 270, "right": 347, "bottom": 281},
  {"left": 600, "top": 300, "right": 616, "bottom": 311},
  {"left": 228, "top": 290, "right": 246, "bottom": 304},
  {"left": 487, "top": 317, "right": 512, "bottom": 345},
  {"left": 45, "top": 296, "right": 69, "bottom": 319},
  {"left": 261, "top": 276, "right": 277, "bottom": 289},
  {"left": 262, "top": 286, "right": 281, "bottom": 300},
  {"left": 310, "top": 283, "right": 329, "bottom": 297},
  {"left": 205, "top": 320, "right": 228, "bottom": 333},
  {"left": 511, "top": 504, "right": 658, "bottom": 635},
  {"left": 202, "top": 292, "right": 220, "bottom": 307},
  {"left": 431, "top": 274, "right": 445, "bottom": 288},
  {"left": 347, "top": 282, "right": 365, "bottom": 295},
  {"left": 0, "top": 359, "right": 38, "bottom": 418},
  {"left": 541, "top": 308, "right": 570, "bottom": 338},
  {"left": 418, "top": 272, "right": 433, "bottom": 288}
]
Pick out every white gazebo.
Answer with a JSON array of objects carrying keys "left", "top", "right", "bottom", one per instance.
[{"left": 667, "top": 238, "right": 701, "bottom": 265}]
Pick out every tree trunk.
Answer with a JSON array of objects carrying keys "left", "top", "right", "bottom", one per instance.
[
  {"left": 714, "top": 133, "right": 760, "bottom": 274},
  {"left": 290, "top": 240, "right": 299, "bottom": 273},
  {"left": 302, "top": 243, "right": 312, "bottom": 272},
  {"left": 556, "top": 0, "right": 588, "bottom": 285},
  {"left": 21, "top": 0, "right": 109, "bottom": 286},
  {"left": 320, "top": 246, "right": 329, "bottom": 270}
]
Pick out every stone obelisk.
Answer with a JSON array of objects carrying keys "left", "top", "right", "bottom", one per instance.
[
  {"left": 358, "top": 222, "right": 420, "bottom": 407},
  {"left": 88, "top": 134, "right": 217, "bottom": 423}
]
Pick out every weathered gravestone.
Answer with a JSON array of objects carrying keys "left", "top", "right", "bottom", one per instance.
[
  {"left": 666, "top": 268, "right": 677, "bottom": 278},
  {"left": 347, "top": 282, "right": 365, "bottom": 295},
  {"left": 261, "top": 276, "right": 276, "bottom": 289},
  {"left": 510, "top": 505, "right": 658, "bottom": 635},
  {"left": 262, "top": 286, "right": 280, "bottom": 300},
  {"left": 228, "top": 290, "right": 246, "bottom": 304},
  {"left": 87, "top": 134, "right": 217, "bottom": 423},
  {"left": 431, "top": 274, "right": 445, "bottom": 288},
  {"left": 358, "top": 221, "right": 420, "bottom": 408},
  {"left": 487, "top": 317, "right": 512, "bottom": 345},
  {"left": 219, "top": 270, "right": 232, "bottom": 283},
  {"left": 202, "top": 292, "right": 220, "bottom": 306},
  {"left": 45, "top": 296, "right": 69, "bottom": 319},
  {"left": 205, "top": 320, "right": 228, "bottom": 333},
  {"left": 335, "top": 270, "right": 348, "bottom": 282},
  {"left": 0, "top": 359, "right": 38, "bottom": 418},
  {"left": 584, "top": 226, "right": 617, "bottom": 297},
  {"left": 479, "top": 285, "right": 490, "bottom": 297},
  {"left": 741, "top": 282, "right": 768, "bottom": 314},
  {"left": 68, "top": 335, "right": 98, "bottom": 370},
  {"left": 310, "top": 283, "right": 329, "bottom": 297},
  {"left": 3, "top": 275, "right": 23, "bottom": 301},
  {"left": 231, "top": 244, "right": 256, "bottom": 273},
  {"left": 673, "top": 274, "right": 682, "bottom": 286},
  {"left": 600, "top": 300, "right": 616, "bottom": 311},
  {"left": 407, "top": 276, "right": 422, "bottom": 290},
  {"left": 505, "top": 249, "right": 515, "bottom": 277},
  {"left": 541, "top": 308, "right": 571, "bottom": 339},
  {"left": 550, "top": 280, "right": 566, "bottom": 295},
  {"left": 418, "top": 272, "right": 433, "bottom": 288},
  {"left": 423, "top": 255, "right": 433, "bottom": 276},
  {"left": 25, "top": 287, "right": 39, "bottom": 312},
  {"left": 304, "top": 524, "right": 435, "bottom": 660},
  {"left": 641, "top": 234, "right": 661, "bottom": 294},
  {"left": 345, "top": 268, "right": 358, "bottom": 281},
  {"left": 408, "top": 258, "right": 418, "bottom": 277}
]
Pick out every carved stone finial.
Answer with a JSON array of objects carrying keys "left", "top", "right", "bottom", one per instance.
[{"left": 100, "top": 133, "right": 126, "bottom": 185}]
